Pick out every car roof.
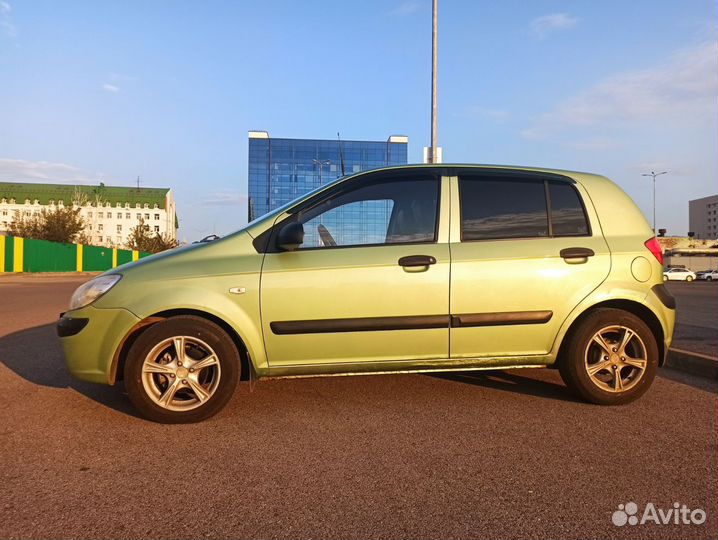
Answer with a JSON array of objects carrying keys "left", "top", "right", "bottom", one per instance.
[{"left": 353, "top": 163, "right": 602, "bottom": 179}]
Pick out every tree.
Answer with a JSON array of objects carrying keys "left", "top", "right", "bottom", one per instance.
[
  {"left": 127, "top": 218, "right": 178, "bottom": 254},
  {"left": 9, "top": 205, "right": 85, "bottom": 244}
]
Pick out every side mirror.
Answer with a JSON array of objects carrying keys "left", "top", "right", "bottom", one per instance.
[{"left": 277, "top": 222, "right": 304, "bottom": 251}]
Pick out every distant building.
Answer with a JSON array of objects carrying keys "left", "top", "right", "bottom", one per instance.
[
  {"left": 0, "top": 182, "right": 177, "bottom": 247},
  {"left": 689, "top": 194, "right": 718, "bottom": 239},
  {"left": 247, "top": 131, "right": 408, "bottom": 221}
]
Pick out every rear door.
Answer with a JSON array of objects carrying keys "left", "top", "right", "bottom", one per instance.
[{"left": 449, "top": 171, "right": 611, "bottom": 359}]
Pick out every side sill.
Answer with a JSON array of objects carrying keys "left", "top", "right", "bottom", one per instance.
[
  {"left": 264, "top": 364, "right": 548, "bottom": 380},
  {"left": 266, "top": 355, "right": 552, "bottom": 378}
]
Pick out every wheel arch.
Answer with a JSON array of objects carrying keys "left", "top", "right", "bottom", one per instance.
[
  {"left": 556, "top": 299, "right": 666, "bottom": 368},
  {"left": 110, "top": 308, "right": 254, "bottom": 384}
]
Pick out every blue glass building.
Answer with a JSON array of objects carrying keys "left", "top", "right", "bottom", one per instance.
[{"left": 247, "top": 131, "right": 408, "bottom": 222}]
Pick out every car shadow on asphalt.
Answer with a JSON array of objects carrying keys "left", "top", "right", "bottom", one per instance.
[
  {"left": 0, "top": 323, "right": 142, "bottom": 418},
  {"left": 428, "top": 369, "right": 583, "bottom": 402},
  {"left": 432, "top": 366, "right": 717, "bottom": 397}
]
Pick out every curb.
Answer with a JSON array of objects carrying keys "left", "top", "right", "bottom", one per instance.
[{"left": 664, "top": 348, "right": 718, "bottom": 379}]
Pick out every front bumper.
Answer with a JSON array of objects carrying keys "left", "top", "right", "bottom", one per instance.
[{"left": 58, "top": 305, "right": 140, "bottom": 384}]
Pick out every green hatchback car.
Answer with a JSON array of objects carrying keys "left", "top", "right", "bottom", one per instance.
[{"left": 58, "top": 165, "right": 675, "bottom": 423}]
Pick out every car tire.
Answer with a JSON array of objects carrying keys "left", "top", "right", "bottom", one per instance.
[
  {"left": 707, "top": 276, "right": 714, "bottom": 282},
  {"left": 558, "top": 308, "right": 658, "bottom": 405},
  {"left": 124, "top": 316, "right": 240, "bottom": 423},
  {"left": 686, "top": 276, "right": 694, "bottom": 282},
  {"left": 663, "top": 275, "right": 668, "bottom": 282}
]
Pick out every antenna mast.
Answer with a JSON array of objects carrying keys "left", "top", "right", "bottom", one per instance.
[{"left": 337, "top": 132, "right": 346, "bottom": 176}]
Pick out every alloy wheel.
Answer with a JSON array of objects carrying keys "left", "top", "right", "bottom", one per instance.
[
  {"left": 584, "top": 325, "right": 648, "bottom": 393},
  {"left": 141, "top": 335, "right": 221, "bottom": 411}
]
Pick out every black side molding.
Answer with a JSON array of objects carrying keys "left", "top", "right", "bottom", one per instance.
[
  {"left": 451, "top": 310, "right": 553, "bottom": 328},
  {"left": 57, "top": 317, "right": 89, "bottom": 338},
  {"left": 271, "top": 315, "right": 450, "bottom": 335},
  {"left": 651, "top": 284, "right": 676, "bottom": 310},
  {"left": 271, "top": 310, "right": 554, "bottom": 335}
]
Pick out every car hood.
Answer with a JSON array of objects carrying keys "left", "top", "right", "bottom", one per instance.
[{"left": 104, "top": 230, "right": 260, "bottom": 282}]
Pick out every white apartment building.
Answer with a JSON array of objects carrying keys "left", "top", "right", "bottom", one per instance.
[
  {"left": 0, "top": 182, "right": 177, "bottom": 247},
  {"left": 688, "top": 194, "right": 718, "bottom": 240}
]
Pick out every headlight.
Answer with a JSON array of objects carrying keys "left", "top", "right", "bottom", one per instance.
[{"left": 69, "top": 274, "right": 122, "bottom": 310}]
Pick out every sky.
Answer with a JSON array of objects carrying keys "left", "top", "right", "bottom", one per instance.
[{"left": 0, "top": 0, "right": 716, "bottom": 240}]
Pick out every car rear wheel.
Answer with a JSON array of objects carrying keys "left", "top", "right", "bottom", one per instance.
[
  {"left": 558, "top": 308, "right": 658, "bottom": 405},
  {"left": 708, "top": 276, "right": 714, "bottom": 282},
  {"left": 124, "top": 316, "right": 240, "bottom": 423}
]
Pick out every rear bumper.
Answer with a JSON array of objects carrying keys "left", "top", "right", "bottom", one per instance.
[
  {"left": 58, "top": 306, "right": 140, "bottom": 384},
  {"left": 651, "top": 284, "right": 676, "bottom": 309},
  {"left": 647, "top": 285, "right": 675, "bottom": 366}
]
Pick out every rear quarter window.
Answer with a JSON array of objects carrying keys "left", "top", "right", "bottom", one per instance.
[{"left": 548, "top": 182, "right": 590, "bottom": 236}]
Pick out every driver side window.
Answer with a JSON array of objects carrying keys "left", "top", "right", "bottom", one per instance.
[
  {"left": 294, "top": 176, "right": 439, "bottom": 249},
  {"left": 301, "top": 199, "right": 395, "bottom": 248}
]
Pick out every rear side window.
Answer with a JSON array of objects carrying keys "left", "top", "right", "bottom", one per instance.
[
  {"left": 459, "top": 177, "right": 549, "bottom": 240},
  {"left": 459, "top": 176, "right": 590, "bottom": 241},
  {"left": 548, "top": 182, "right": 589, "bottom": 236}
]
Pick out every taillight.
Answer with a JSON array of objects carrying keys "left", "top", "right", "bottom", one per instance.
[{"left": 644, "top": 237, "right": 663, "bottom": 265}]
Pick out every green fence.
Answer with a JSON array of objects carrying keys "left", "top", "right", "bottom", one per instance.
[
  {"left": 22, "top": 238, "right": 76, "bottom": 272},
  {"left": 0, "top": 236, "right": 150, "bottom": 273},
  {"left": 82, "top": 245, "right": 115, "bottom": 272}
]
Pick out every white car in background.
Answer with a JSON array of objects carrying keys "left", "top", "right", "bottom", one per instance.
[
  {"left": 704, "top": 270, "right": 718, "bottom": 282},
  {"left": 663, "top": 268, "right": 696, "bottom": 282}
]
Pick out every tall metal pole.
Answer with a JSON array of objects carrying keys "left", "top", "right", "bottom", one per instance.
[
  {"left": 430, "top": 0, "right": 438, "bottom": 163},
  {"left": 642, "top": 170, "right": 667, "bottom": 235}
]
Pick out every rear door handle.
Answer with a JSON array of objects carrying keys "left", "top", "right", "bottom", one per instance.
[
  {"left": 560, "top": 247, "right": 595, "bottom": 260},
  {"left": 398, "top": 255, "right": 437, "bottom": 267}
]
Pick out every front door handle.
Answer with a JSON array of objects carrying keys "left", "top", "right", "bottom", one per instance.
[
  {"left": 560, "top": 247, "right": 595, "bottom": 260},
  {"left": 398, "top": 255, "right": 437, "bottom": 267}
]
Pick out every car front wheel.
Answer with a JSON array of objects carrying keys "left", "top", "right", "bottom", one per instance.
[
  {"left": 663, "top": 275, "right": 668, "bottom": 282},
  {"left": 686, "top": 275, "right": 694, "bottom": 282},
  {"left": 124, "top": 316, "right": 240, "bottom": 423},
  {"left": 559, "top": 308, "right": 658, "bottom": 405}
]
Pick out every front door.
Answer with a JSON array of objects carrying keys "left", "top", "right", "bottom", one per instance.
[
  {"left": 449, "top": 172, "right": 611, "bottom": 359},
  {"left": 260, "top": 171, "right": 450, "bottom": 371}
]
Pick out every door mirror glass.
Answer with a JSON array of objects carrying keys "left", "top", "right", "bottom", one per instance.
[{"left": 277, "top": 222, "right": 304, "bottom": 251}]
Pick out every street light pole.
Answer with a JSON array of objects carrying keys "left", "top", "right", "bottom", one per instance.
[
  {"left": 430, "top": 0, "right": 438, "bottom": 163},
  {"left": 313, "top": 159, "right": 331, "bottom": 185},
  {"left": 641, "top": 170, "right": 667, "bottom": 235}
]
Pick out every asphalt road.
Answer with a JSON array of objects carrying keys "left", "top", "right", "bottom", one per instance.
[
  {"left": 666, "top": 281, "right": 718, "bottom": 356},
  {"left": 1, "top": 276, "right": 716, "bottom": 540}
]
